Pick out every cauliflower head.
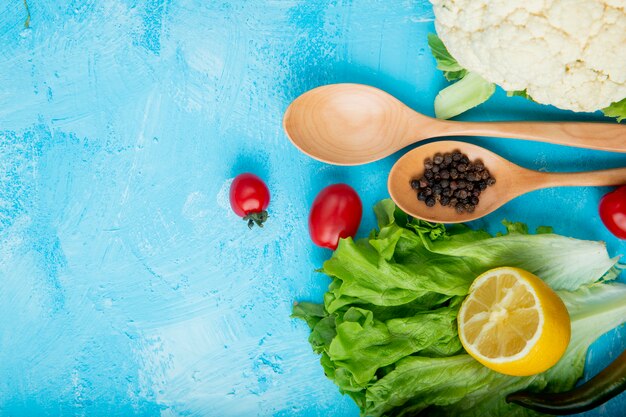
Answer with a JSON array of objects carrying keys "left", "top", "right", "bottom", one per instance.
[{"left": 430, "top": 0, "right": 626, "bottom": 113}]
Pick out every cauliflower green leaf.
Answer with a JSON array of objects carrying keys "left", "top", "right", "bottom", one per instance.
[
  {"left": 603, "top": 98, "right": 626, "bottom": 123},
  {"left": 427, "top": 33, "right": 467, "bottom": 81}
]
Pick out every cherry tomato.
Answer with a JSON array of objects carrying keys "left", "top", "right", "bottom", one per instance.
[
  {"left": 230, "top": 173, "right": 270, "bottom": 229},
  {"left": 309, "top": 184, "right": 362, "bottom": 250},
  {"left": 599, "top": 186, "right": 626, "bottom": 239}
]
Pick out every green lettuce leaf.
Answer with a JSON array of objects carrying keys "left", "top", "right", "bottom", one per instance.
[
  {"left": 328, "top": 306, "right": 461, "bottom": 388},
  {"left": 293, "top": 200, "right": 626, "bottom": 417}
]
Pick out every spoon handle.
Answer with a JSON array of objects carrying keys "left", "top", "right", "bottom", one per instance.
[
  {"left": 439, "top": 121, "right": 626, "bottom": 153},
  {"left": 535, "top": 167, "right": 626, "bottom": 188}
]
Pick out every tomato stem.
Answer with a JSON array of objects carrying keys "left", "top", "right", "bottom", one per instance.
[{"left": 243, "top": 210, "right": 268, "bottom": 229}]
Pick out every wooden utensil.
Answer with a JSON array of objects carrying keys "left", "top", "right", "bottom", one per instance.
[
  {"left": 283, "top": 84, "right": 626, "bottom": 165},
  {"left": 388, "top": 141, "right": 626, "bottom": 223}
]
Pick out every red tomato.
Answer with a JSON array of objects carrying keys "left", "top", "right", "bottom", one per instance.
[
  {"left": 309, "top": 184, "right": 362, "bottom": 250},
  {"left": 230, "top": 173, "right": 270, "bottom": 228},
  {"left": 599, "top": 186, "right": 626, "bottom": 239}
]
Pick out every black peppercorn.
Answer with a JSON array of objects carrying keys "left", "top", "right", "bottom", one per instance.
[{"left": 412, "top": 150, "right": 495, "bottom": 211}]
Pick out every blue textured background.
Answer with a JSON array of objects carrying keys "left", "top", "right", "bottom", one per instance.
[{"left": 0, "top": 1, "right": 624, "bottom": 416}]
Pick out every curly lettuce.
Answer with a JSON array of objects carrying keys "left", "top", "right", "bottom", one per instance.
[{"left": 292, "top": 200, "right": 626, "bottom": 417}]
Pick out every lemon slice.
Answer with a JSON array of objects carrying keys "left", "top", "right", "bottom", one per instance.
[{"left": 458, "top": 267, "right": 571, "bottom": 376}]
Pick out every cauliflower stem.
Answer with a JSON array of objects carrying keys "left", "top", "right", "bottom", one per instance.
[
  {"left": 428, "top": 33, "right": 495, "bottom": 119},
  {"left": 434, "top": 72, "right": 496, "bottom": 119}
]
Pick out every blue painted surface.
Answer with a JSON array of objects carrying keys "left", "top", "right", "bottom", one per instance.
[{"left": 0, "top": 1, "right": 624, "bottom": 416}]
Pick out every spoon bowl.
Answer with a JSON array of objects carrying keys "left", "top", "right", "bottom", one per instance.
[
  {"left": 282, "top": 84, "right": 431, "bottom": 165},
  {"left": 388, "top": 141, "right": 626, "bottom": 223},
  {"left": 283, "top": 84, "right": 626, "bottom": 166}
]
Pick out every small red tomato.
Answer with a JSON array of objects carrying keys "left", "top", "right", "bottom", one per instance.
[
  {"left": 599, "top": 186, "right": 626, "bottom": 239},
  {"left": 309, "top": 184, "right": 362, "bottom": 250},
  {"left": 230, "top": 173, "right": 270, "bottom": 229}
]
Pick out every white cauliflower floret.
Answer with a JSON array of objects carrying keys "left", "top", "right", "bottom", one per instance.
[{"left": 430, "top": 0, "right": 626, "bottom": 112}]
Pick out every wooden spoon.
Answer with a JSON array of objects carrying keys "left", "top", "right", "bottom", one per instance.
[
  {"left": 388, "top": 141, "right": 626, "bottom": 223},
  {"left": 283, "top": 84, "right": 626, "bottom": 165}
]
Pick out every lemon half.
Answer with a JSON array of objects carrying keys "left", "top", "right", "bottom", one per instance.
[{"left": 458, "top": 267, "right": 571, "bottom": 376}]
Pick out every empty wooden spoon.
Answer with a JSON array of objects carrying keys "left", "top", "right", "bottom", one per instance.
[
  {"left": 283, "top": 84, "right": 626, "bottom": 165},
  {"left": 388, "top": 141, "right": 626, "bottom": 223}
]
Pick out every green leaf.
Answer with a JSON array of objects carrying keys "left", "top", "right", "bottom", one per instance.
[
  {"left": 535, "top": 226, "right": 553, "bottom": 234},
  {"left": 328, "top": 306, "right": 461, "bottom": 387},
  {"left": 507, "top": 89, "right": 534, "bottom": 101},
  {"left": 291, "top": 301, "right": 326, "bottom": 330},
  {"left": 501, "top": 220, "right": 529, "bottom": 235},
  {"left": 427, "top": 33, "right": 467, "bottom": 81},
  {"left": 602, "top": 97, "right": 626, "bottom": 122},
  {"left": 434, "top": 72, "right": 496, "bottom": 119},
  {"left": 415, "top": 224, "right": 617, "bottom": 292}
]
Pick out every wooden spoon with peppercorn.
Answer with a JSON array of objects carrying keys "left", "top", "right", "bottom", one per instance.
[
  {"left": 388, "top": 141, "right": 626, "bottom": 223},
  {"left": 283, "top": 84, "right": 626, "bottom": 165}
]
